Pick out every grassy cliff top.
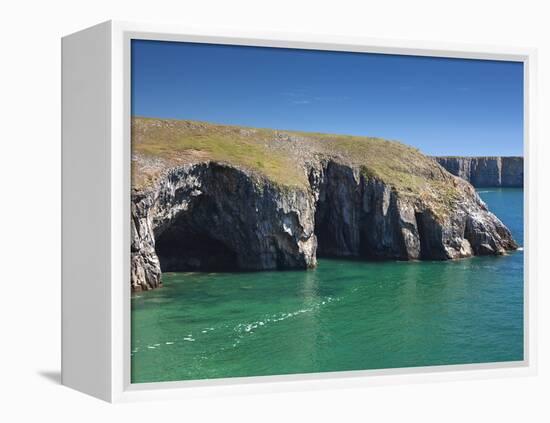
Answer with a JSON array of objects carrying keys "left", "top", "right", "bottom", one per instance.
[{"left": 132, "top": 117, "right": 461, "bottom": 208}]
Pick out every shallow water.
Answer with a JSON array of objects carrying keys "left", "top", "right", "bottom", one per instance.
[{"left": 131, "top": 188, "right": 523, "bottom": 383}]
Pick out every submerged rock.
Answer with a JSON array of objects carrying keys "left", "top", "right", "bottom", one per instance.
[{"left": 131, "top": 118, "right": 518, "bottom": 291}]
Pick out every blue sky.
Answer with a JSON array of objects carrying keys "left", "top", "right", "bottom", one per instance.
[{"left": 132, "top": 40, "right": 523, "bottom": 156}]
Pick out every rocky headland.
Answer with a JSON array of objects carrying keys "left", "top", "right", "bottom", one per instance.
[
  {"left": 434, "top": 156, "right": 523, "bottom": 187},
  {"left": 131, "top": 118, "right": 518, "bottom": 291}
]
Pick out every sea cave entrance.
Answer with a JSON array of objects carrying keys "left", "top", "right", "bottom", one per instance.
[{"left": 154, "top": 206, "right": 239, "bottom": 273}]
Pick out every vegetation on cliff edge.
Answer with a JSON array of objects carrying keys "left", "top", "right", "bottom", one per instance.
[{"left": 132, "top": 117, "right": 462, "bottom": 213}]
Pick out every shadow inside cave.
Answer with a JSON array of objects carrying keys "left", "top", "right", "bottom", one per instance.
[{"left": 155, "top": 209, "right": 239, "bottom": 273}]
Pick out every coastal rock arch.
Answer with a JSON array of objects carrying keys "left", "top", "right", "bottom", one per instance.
[{"left": 130, "top": 162, "right": 317, "bottom": 291}]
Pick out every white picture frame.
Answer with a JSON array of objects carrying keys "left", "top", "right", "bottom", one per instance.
[{"left": 61, "top": 20, "right": 538, "bottom": 403}]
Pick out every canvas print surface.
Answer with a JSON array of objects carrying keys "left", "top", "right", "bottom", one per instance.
[{"left": 130, "top": 40, "right": 524, "bottom": 384}]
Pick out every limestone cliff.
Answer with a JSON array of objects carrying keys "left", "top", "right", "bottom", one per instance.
[
  {"left": 132, "top": 163, "right": 317, "bottom": 290},
  {"left": 434, "top": 156, "right": 523, "bottom": 187},
  {"left": 131, "top": 118, "right": 518, "bottom": 291}
]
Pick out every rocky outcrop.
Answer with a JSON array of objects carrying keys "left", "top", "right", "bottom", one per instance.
[
  {"left": 130, "top": 118, "right": 519, "bottom": 291},
  {"left": 310, "top": 160, "right": 516, "bottom": 262},
  {"left": 131, "top": 163, "right": 317, "bottom": 291},
  {"left": 132, "top": 158, "right": 518, "bottom": 291},
  {"left": 311, "top": 161, "right": 420, "bottom": 260},
  {"left": 434, "top": 156, "right": 523, "bottom": 187}
]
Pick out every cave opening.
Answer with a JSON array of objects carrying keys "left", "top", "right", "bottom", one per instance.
[
  {"left": 313, "top": 200, "right": 334, "bottom": 258},
  {"left": 313, "top": 195, "right": 365, "bottom": 259},
  {"left": 154, "top": 210, "right": 239, "bottom": 272}
]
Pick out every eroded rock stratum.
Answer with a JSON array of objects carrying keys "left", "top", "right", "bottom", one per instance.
[{"left": 131, "top": 118, "right": 518, "bottom": 291}]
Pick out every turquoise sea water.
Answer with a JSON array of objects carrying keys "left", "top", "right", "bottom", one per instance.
[{"left": 131, "top": 188, "right": 524, "bottom": 383}]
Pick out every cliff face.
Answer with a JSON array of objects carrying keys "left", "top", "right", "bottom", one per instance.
[
  {"left": 131, "top": 163, "right": 317, "bottom": 290},
  {"left": 434, "top": 157, "right": 523, "bottom": 187},
  {"left": 131, "top": 118, "right": 518, "bottom": 291}
]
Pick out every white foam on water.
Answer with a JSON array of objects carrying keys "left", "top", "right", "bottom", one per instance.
[
  {"left": 165, "top": 342, "right": 174, "bottom": 345},
  {"left": 233, "top": 296, "right": 340, "bottom": 336},
  {"left": 227, "top": 297, "right": 341, "bottom": 351},
  {"left": 183, "top": 337, "right": 195, "bottom": 342},
  {"left": 517, "top": 247, "right": 524, "bottom": 251}
]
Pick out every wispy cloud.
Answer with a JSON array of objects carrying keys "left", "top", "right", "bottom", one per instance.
[
  {"left": 282, "top": 90, "right": 350, "bottom": 106},
  {"left": 281, "top": 90, "right": 307, "bottom": 98},
  {"left": 313, "top": 95, "right": 350, "bottom": 102}
]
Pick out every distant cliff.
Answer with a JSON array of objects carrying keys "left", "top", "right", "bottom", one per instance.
[{"left": 434, "top": 157, "right": 523, "bottom": 187}]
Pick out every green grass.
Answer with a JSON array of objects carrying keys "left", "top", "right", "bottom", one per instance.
[
  {"left": 132, "top": 117, "right": 307, "bottom": 188},
  {"left": 131, "top": 117, "right": 462, "bottom": 217},
  {"left": 305, "top": 134, "right": 438, "bottom": 194}
]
